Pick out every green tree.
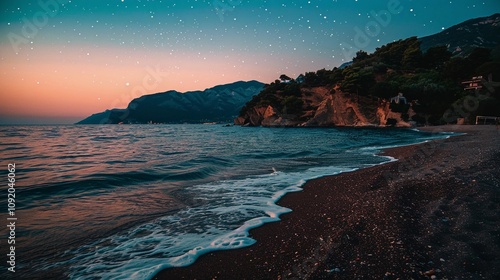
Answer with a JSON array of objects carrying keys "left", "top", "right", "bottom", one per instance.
[
  {"left": 283, "top": 83, "right": 302, "bottom": 96},
  {"left": 369, "top": 81, "right": 397, "bottom": 99},
  {"left": 468, "top": 47, "right": 492, "bottom": 68},
  {"left": 315, "top": 68, "right": 333, "bottom": 86},
  {"left": 423, "top": 45, "right": 452, "bottom": 69},
  {"left": 475, "top": 61, "right": 500, "bottom": 82},
  {"left": 281, "top": 96, "right": 303, "bottom": 115},
  {"left": 279, "top": 74, "right": 292, "bottom": 82},
  {"left": 402, "top": 40, "right": 422, "bottom": 69},
  {"left": 353, "top": 50, "right": 369, "bottom": 63},
  {"left": 303, "top": 71, "right": 319, "bottom": 86},
  {"left": 341, "top": 68, "right": 375, "bottom": 96},
  {"left": 443, "top": 57, "right": 471, "bottom": 81},
  {"left": 375, "top": 37, "right": 419, "bottom": 67},
  {"left": 329, "top": 68, "right": 345, "bottom": 84},
  {"left": 403, "top": 72, "right": 458, "bottom": 124}
]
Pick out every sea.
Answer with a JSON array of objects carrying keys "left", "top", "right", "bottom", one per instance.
[{"left": 0, "top": 124, "right": 455, "bottom": 279}]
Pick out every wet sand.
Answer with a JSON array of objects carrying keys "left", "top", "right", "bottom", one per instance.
[{"left": 154, "top": 125, "right": 500, "bottom": 280}]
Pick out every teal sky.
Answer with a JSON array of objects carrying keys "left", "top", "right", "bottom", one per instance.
[{"left": 1, "top": 0, "right": 499, "bottom": 124}]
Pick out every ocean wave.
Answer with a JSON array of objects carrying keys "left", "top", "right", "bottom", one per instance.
[
  {"left": 0, "top": 125, "right": 454, "bottom": 279},
  {"left": 42, "top": 165, "right": 361, "bottom": 279}
]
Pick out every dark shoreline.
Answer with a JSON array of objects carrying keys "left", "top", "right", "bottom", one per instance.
[{"left": 154, "top": 125, "right": 500, "bottom": 280}]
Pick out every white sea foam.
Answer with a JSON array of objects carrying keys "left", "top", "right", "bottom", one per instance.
[
  {"left": 49, "top": 150, "right": 422, "bottom": 279},
  {"left": 44, "top": 164, "right": 361, "bottom": 279},
  {"left": 3, "top": 125, "right": 457, "bottom": 280},
  {"left": 40, "top": 136, "right": 456, "bottom": 279}
]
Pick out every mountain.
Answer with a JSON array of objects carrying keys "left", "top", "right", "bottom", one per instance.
[
  {"left": 77, "top": 80, "right": 265, "bottom": 124},
  {"left": 77, "top": 109, "right": 128, "bottom": 124},
  {"left": 419, "top": 13, "right": 500, "bottom": 56},
  {"left": 236, "top": 14, "right": 500, "bottom": 127},
  {"left": 339, "top": 14, "right": 500, "bottom": 71}
]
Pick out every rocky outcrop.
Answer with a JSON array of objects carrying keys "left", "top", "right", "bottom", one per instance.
[
  {"left": 234, "top": 105, "right": 302, "bottom": 127},
  {"left": 235, "top": 86, "right": 413, "bottom": 127},
  {"left": 306, "top": 94, "right": 369, "bottom": 126},
  {"left": 377, "top": 101, "right": 416, "bottom": 128}
]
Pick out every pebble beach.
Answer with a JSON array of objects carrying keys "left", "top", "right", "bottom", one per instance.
[{"left": 154, "top": 125, "right": 500, "bottom": 280}]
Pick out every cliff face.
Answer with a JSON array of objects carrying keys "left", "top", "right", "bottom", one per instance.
[{"left": 235, "top": 86, "right": 413, "bottom": 127}]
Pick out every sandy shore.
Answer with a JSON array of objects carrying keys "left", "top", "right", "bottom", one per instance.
[{"left": 154, "top": 125, "right": 500, "bottom": 280}]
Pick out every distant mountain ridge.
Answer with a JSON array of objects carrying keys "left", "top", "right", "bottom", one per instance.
[
  {"left": 77, "top": 80, "right": 265, "bottom": 124},
  {"left": 235, "top": 13, "right": 500, "bottom": 127},
  {"left": 419, "top": 13, "right": 500, "bottom": 56}
]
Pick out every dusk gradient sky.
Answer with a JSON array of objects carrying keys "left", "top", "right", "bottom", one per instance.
[{"left": 1, "top": 0, "right": 499, "bottom": 124}]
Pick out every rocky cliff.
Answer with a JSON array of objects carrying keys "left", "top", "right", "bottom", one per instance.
[{"left": 235, "top": 86, "right": 413, "bottom": 127}]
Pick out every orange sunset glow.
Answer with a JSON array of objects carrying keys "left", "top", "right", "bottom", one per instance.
[
  {"left": 1, "top": 1, "right": 498, "bottom": 124},
  {"left": 0, "top": 43, "right": 295, "bottom": 124}
]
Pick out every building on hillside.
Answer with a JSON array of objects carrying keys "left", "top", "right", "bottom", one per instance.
[
  {"left": 390, "top": 93, "right": 407, "bottom": 104},
  {"left": 461, "top": 76, "right": 483, "bottom": 91}
]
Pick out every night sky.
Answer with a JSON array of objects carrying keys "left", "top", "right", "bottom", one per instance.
[{"left": 1, "top": 0, "right": 499, "bottom": 124}]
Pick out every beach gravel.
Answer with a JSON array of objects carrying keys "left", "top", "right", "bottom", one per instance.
[{"left": 154, "top": 125, "right": 500, "bottom": 280}]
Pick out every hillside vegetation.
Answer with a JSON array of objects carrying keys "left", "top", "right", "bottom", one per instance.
[{"left": 238, "top": 36, "right": 500, "bottom": 126}]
